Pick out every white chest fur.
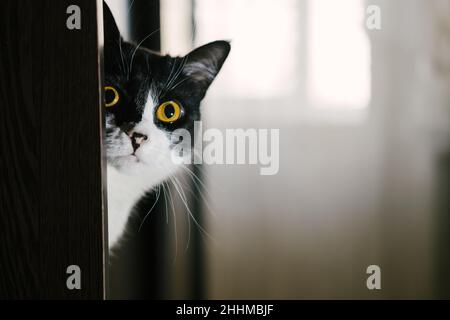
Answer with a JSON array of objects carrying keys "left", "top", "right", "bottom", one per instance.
[
  {"left": 107, "top": 165, "right": 148, "bottom": 246},
  {"left": 106, "top": 163, "right": 179, "bottom": 247}
]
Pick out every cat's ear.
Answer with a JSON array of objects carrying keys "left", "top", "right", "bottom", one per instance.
[
  {"left": 183, "top": 41, "right": 231, "bottom": 92},
  {"left": 103, "top": 2, "right": 122, "bottom": 44}
]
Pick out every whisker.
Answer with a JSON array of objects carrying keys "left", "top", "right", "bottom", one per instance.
[
  {"left": 179, "top": 164, "right": 213, "bottom": 198},
  {"left": 137, "top": 147, "right": 216, "bottom": 245},
  {"left": 161, "top": 182, "right": 169, "bottom": 226},
  {"left": 119, "top": 37, "right": 127, "bottom": 77},
  {"left": 169, "top": 175, "right": 192, "bottom": 250},
  {"left": 171, "top": 166, "right": 214, "bottom": 214},
  {"left": 129, "top": 29, "right": 160, "bottom": 78},
  {"left": 138, "top": 185, "right": 161, "bottom": 232},
  {"left": 168, "top": 76, "right": 190, "bottom": 91},
  {"left": 170, "top": 173, "right": 214, "bottom": 242},
  {"left": 165, "top": 57, "right": 188, "bottom": 92},
  {"left": 160, "top": 59, "right": 178, "bottom": 98},
  {"left": 183, "top": 161, "right": 224, "bottom": 198},
  {"left": 147, "top": 146, "right": 217, "bottom": 218},
  {"left": 166, "top": 178, "right": 178, "bottom": 262},
  {"left": 180, "top": 171, "right": 216, "bottom": 219},
  {"left": 127, "top": 0, "right": 136, "bottom": 14}
]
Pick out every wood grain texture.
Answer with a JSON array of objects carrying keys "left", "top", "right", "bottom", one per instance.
[{"left": 0, "top": 0, "right": 106, "bottom": 299}]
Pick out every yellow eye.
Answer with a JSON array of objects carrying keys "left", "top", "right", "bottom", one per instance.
[
  {"left": 156, "top": 101, "right": 183, "bottom": 123},
  {"left": 105, "top": 86, "right": 120, "bottom": 107}
]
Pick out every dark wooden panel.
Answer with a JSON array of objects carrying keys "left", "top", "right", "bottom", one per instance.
[
  {"left": 435, "top": 151, "right": 450, "bottom": 298},
  {"left": 0, "top": 0, "right": 106, "bottom": 299}
]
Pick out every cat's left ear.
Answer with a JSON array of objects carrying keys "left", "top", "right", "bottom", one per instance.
[{"left": 183, "top": 40, "right": 231, "bottom": 93}]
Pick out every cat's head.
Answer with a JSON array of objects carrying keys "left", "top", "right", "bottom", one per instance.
[{"left": 103, "top": 4, "right": 230, "bottom": 182}]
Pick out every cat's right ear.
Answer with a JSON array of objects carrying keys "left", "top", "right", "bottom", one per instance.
[{"left": 103, "top": 2, "right": 122, "bottom": 44}]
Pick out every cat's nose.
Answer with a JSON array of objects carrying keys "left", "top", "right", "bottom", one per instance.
[{"left": 129, "top": 132, "right": 148, "bottom": 152}]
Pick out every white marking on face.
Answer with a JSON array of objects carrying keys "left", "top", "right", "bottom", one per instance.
[
  {"left": 107, "top": 89, "right": 182, "bottom": 247},
  {"left": 108, "top": 89, "right": 181, "bottom": 176}
]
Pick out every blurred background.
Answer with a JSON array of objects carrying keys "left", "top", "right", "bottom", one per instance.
[{"left": 106, "top": 0, "right": 450, "bottom": 299}]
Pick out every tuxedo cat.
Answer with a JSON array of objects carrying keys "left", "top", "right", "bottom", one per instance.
[{"left": 103, "top": 4, "right": 230, "bottom": 247}]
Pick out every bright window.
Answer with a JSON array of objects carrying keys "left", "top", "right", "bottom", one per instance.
[
  {"left": 194, "top": 0, "right": 299, "bottom": 99},
  {"left": 185, "top": 0, "right": 371, "bottom": 112},
  {"left": 307, "top": 0, "right": 371, "bottom": 109}
]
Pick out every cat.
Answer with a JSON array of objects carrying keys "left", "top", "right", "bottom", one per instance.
[{"left": 103, "top": 4, "right": 230, "bottom": 247}]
